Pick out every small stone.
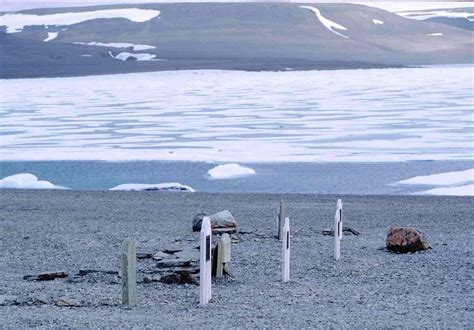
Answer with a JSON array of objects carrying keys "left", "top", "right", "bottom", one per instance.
[
  {"left": 152, "top": 251, "right": 173, "bottom": 261},
  {"left": 156, "top": 260, "right": 193, "bottom": 268},
  {"left": 0, "top": 295, "right": 18, "bottom": 306},
  {"left": 56, "top": 297, "right": 82, "bottom": 307},
  {"left": 136, "top": 253, "right": 153, "bottom": 259},
  {"left": 386, "top": 226, "right": 430, "bottom": 253},
  {"left": 159, "top": 271, "right": 198, "bottom": 285}
]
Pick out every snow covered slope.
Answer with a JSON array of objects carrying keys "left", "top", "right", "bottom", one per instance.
[{"left": 0, "top": 3, "right": 472, "bottom": 78}]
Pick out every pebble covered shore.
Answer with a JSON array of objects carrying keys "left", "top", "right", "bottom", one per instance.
[{"left": 0, "top": 190, "right": 472, "bottom": 328}]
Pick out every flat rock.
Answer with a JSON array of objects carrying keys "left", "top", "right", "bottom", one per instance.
[
  {"left": 322, "top": 227, "right": 361, "bottom": 236},
  {"left": 56, "top": 297, "right": 82, "bottom": 307},
  {"left": 23, "top": 271, "right": 68, "bottom": 281},
  {"left": 159, "top": 271, "right": 198, "bottom": 285},
  {"left": 386, "top": 226, "right": 430, "bottom": 253}
]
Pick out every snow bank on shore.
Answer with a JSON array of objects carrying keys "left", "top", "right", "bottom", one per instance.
[
  {"left": 110, "top": 182, "right": 194, "bottom": 192},
  {"left": 208, "top": 164, "right": 256, "bottom": 179},
  {"left": 0, "top": 173, "right": 66, "bottom": 189}
]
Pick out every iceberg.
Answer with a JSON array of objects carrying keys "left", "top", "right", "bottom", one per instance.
[
  {"left": 207, "top": 163, "right": 256, "bottom": 180},
  {"left": 0, "top": 173, "right": 66, "bottom": 189},
  {"left": 110, "top": 183, "right": 194, "bottom": 192}
]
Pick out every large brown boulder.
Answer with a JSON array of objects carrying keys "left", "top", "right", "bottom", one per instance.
[{"left": 386, "top": 226, "right": 430, "bottom": 253}]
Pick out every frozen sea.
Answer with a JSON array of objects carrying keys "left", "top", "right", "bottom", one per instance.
[{"left": 0, "top": 66, "right": 473, "bottom": 194}]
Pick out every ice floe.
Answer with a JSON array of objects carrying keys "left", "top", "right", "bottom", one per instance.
[
  {"left": 417, "top": 184, "right": 474, "bottom": 196},
  {"left": 74, "top": 42, "right": 156, "bottom": 51},
  {"left": 208, "top": 164, "right": 256, "bottom": 180},
  {"left": 396, "top": 169, "right": 474, "bottom": 186},
  {"left": 43, "top": 32, "right": 58, "bottom": 42},
  {"left": 428, "top": 33, "right": 443, "bottom": 36},
  {"left": 0, "top": 8, "right": 160, "bottom": 33},
  {"left": 113, "top": 52, "right": 157, "bottom": 61},
  {"left": 110, "top": 183, "right": 194, "bottom": 192},
  {"left": 300, "top": 5, "right": 348, "bottom": 38},
  {"left": 372, "top": 19, "right": 384, "bottom": 25},
  {"left": 0, "top": 173, "right": 66, "bottom": 189}
]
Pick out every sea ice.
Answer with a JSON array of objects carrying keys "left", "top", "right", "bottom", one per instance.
[
  {"left": 300, "top": 5, "right": 349, "bottom": 38},
  {"left": 417, "top": 184, "right": 474, "bottom": 196},
  {"left": 43, "top": 32, "right": 58, "bottom": 42},
  {"left": 372, "top": 19, "right": 384, "bottom": 25},
  {"left": 396, "top": 169, "right": 474, "bottom": 186},
  {"left": 428, "top": 33, "right": 443, "bottom": 36},
  {"left": 0, "top": 173, "right": 65, "bottom": 189},
  {"left": 208, "top": 164, "right": 256, "bottom": 180},
  {"left": 110, "top": 183, "right": 194, "bottom": 192},
  {"left": 0, "top": 8, "right": 160, "bottom": 33}
]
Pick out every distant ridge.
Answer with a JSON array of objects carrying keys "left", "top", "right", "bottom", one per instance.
[{"left": 0, "top": 3, "right": 472, "bottom": 78}]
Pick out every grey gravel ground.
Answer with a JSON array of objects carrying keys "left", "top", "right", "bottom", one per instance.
[{"left": 0, "top": 190, "right": 473, "bottom": 328}]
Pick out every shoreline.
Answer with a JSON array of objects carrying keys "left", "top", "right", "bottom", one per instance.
[{"left": 0, "top": 190, "right": 472, "bottom": 327}]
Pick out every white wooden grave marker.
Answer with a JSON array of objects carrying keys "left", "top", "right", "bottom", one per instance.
[
  {"left": 200, "top": 216, "right": 212, "bottom": 305},
  {"left": 334, "top": 199, "right": 343, "bottom": 260},
  {"left": 282, "top": 217, "right": 290, "bottom": 282},
  {"left": 121, "top": 239, "right": 137, "bottom": 308},
  {"left": 216, "top": 233, "right": 231, "bottom": 278},
  {"left": 277, "top": 200, "right": 286, "bottom": 240}
]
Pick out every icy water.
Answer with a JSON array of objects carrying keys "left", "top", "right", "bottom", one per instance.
[
  {"left": 0, "top": 66, "right": 473, "bottom": 163},
  {"left": 0, "top": 160, "right": 473, "bottom": 194}
]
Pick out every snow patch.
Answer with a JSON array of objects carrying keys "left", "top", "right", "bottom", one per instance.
[
  {"left": 0, "top": 173, "right": 66, "bottom": 189},
  {"left": 417, "top": 184, "right": 474, "bottom": 196},
  {"left": 372, "top": 19, "right": 384, "bottom": 25},
  {"left": 43, "top": 32, "right": 58, "bottom": 42},
  {"left": 74, "top": 42, "right": 156, "bottom": 51},
  {"left": 397, "top": 10, "right": 474, "bottom": 22},
  {"left": 208, "top": 164, "right": 256, "bottom": 180},
  {"left": 110, "top": 183, "right": 194, "bottom": 192},
  {"left": 396, "top": 169, "right": 474, "bottom": 186},
  {"left": 0, "top": 8, "right": 160, "bottom": 33},
  {"left": 114, "top": 52, "right": 157, "bottom": 61},
  {"left": 428, "top": 33, "right": 443, "bottom": 36},
  {"left": 300, "top": 5, "right": 348, "bottom": 38}
]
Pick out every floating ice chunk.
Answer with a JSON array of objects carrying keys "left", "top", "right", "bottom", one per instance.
[
  {"left": 208, "top": 163, "right": 256, "bottom": 180},
  {"left": 114, "top": 52, "right": 157, "bottom": 61},
  {"left": 428, "top": 33, "right": 443, "bottom": 36},
  {"left": 80, "top": 54, "right": 92, "bottom": 57},
  {"left": 300, "top": 5, "right": 348, "bottom": 38},
  {"left": 416, "top": 184, "right": 474, "bottom": 196},
  {"left": 0, "top": 8, "right": 160, "bottom": 33},
  {"left": 43, "top": 32, "right": 58, "bottom": 42},
  {"left": 74, "top": 42, "right": 156, "bottom": 51},
  {"left": 0, "top": 173, "right": 66, "bottom": 189},
  {"left": 372, "top": 19, "right": 384, "bottom": 25},
  {"left": 110, "top": 182, "right": 194, "bottom": 192},
  {"left": 396, "top": 169, "right": 474, "bottom": 186}
]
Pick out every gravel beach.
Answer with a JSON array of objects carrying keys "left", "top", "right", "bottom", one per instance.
[{"left": 0, "top": 190, "right": 472, "bottom": 328}]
